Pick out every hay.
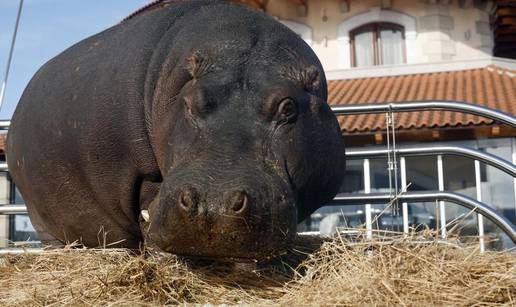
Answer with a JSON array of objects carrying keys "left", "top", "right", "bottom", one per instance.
[{"left": 0, "top": 233, "right": 514, "bottom": 306}]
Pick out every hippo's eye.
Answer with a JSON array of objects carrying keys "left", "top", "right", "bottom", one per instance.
[
  {"left": 276, "top": 98, "right": 297, "bottom": 123},
  {"left": 183, "top": 88, "right": 216, "bottom": 119}
]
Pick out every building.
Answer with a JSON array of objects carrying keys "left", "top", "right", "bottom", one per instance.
[{"left": 1, "top": 0, "right": 515, "bottom": 249}]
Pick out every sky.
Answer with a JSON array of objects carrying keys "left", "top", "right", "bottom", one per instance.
[{"left": 0, "top": 0, "right": 148, "bottom": 119}]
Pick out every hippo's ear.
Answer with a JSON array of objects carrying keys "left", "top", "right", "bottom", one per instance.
[
  {"left": 283, "top": 65, "right": 321, "bottom": 94},
  {"left": 185, "top": 52, "right": 212, "bottom": 79},
  {"left": 301, "top": 66, "right": 321, "bottom": 93}
]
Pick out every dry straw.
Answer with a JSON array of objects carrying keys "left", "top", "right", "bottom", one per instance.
[{"left": 0, "top": 231, "right": 514, "bottom": 306}]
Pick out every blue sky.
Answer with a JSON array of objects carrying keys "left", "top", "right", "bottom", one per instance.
[{"left": 0, "top": 0, "right": 148, "bottom": 118}]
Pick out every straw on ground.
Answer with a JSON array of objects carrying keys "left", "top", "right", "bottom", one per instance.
[{"left": 0, "top": 233, "right": 514, "bottom": 306}]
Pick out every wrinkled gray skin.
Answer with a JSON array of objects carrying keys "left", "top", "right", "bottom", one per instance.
[{"left": 6, "top": 1, "right": 345, "bottom": 261}]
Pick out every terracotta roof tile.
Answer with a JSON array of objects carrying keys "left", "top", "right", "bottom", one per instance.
[{"left": 328, "top": 65, "right": 516, "bottom": 133}]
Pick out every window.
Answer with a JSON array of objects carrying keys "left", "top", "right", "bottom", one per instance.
[
  {"left": 8, "top": 178, "right": 38, "bottom": 243},
  {"left": 337, "top": 8, "right": 416, "bottom": 68},
  {"left": 350, "top": 23, "right": 405, "bottom": 67}
]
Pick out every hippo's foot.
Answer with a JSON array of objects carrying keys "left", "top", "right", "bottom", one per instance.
[{"left": 36, "top": 231, "right": 67, "bottom": 249}]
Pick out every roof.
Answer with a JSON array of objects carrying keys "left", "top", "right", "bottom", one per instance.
[{"left": 327, "top": 65, "right": 516, "bottom": 133}]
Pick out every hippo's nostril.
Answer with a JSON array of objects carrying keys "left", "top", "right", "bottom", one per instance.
[
  {"left": 178, "top": 187, "right": 197, "bottom": 213},
  {"left": 230, "top": 191, "right": 248, "bottom": 214}
]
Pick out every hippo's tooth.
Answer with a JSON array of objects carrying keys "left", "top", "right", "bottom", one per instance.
[{"left": 141, "top": 210, "right": 149, "bottom": 222}]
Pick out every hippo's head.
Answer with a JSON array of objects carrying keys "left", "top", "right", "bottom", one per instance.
[{"left": 145, "top": 5, "right": 345, "bottom": 261}]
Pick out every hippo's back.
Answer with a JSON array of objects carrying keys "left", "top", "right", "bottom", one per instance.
[{"left": 5, "top": 1, "right": 215, "bottom": 247}]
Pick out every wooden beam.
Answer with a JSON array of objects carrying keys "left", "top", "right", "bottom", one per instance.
[
  {"left": 374, "top": 133, "right": 383, "bottom": 144},
  {"left": 494, "top": 0, "right": 516, "bottom": 5},
  {"left": 493, "top": 25, "right": 516, "bottom": 36},
  {"left": 494, "top": 34, "right": 516, "bottom": 42},
  {"left": 496, "top": 16, "right": 516, "bottom": 26},
  {"left": 496, "top": 7, "right": 516, "bottom": 17}
]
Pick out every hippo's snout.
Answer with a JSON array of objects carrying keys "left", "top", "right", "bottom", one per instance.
[
  {"left": 176, "top": 187, "right": 250, "bottom": 218},
  {"left": 224, "top": 190, "right": 249, "bottom": 214},
  {"left": 146, "top": 170, "right": 297, "bottom": 261}
]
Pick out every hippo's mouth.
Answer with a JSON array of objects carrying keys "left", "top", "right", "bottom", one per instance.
[
  {"left": 143, "top": 197, "right": 297, "bottom": 262},
  {"left": 153, "top": 221, "right": 296, "bottom": 262},
  {"left": 142, "top": 158, "right": 299, "bottom": 261},
  {"left": 160, "top": 231, "right": 294, "bottom": 262}
]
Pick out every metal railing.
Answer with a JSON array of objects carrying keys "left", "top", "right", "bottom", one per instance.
[
  {"left": 0, "top": 248, "right": 43, "bottom": 255},
  {"left": 331, "top": 100, "right": 516, "bottom": 127},
  {"left": 330, "top": 100, "right": 516, "bottom": 247},
  {"left": 0, "top": 100, "right": 515, "bottom": 253},
  {"left": 0, "top": 204, "right": 27, "bottom": 214},
  {"left": 346, "top": 145, "right": 516, "bottom": 178},
  {"left": 0, "top": 121, "right": 10, "bottom": 130},
  {"left": 331, "top": 191, "right": 516, "bottom": 244}
]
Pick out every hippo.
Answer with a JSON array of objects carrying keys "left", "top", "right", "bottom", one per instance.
[{"left": 6, "top": 0, "right": 345, "bottom": 261}]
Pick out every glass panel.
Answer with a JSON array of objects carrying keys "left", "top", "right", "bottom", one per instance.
[
  {"left": 443, "top": 155, "right": 476, "bottom": 198},
  {"left": 339, "top": 159, "right": 364, "bottom": 193},
  {"left": 482, "top": 218, "right": 514, "bottom": 251},
  {"left": 407, "top": 203, "right": 438, "bottom": 231},
  {"left": 10, "top": 214, "right": 38, "bottom": 242},
  {"left": 379, "top": 26, "right": 404, "bottom": 65},
  {"left": 369, "top": 158, "right": 402, "bottom": 231},
  {"left": 13, "top": 186, "right": 23, "bottom": 204},
  {"left": 478, "top": 143, "right": 515, "bottom": 250},
  {"left": 370, "top": 158, "right": 393, "bottom": 193},
  {"left": 405, "top": 156, "right": 438, "bottom": 231},
  {"left": 480, "top": 145, "right": 515, "bottom": 223},
  {"left": 405, "top": 156, "right": 438, "bottom": 191},
  {"left": 315, "top": 205, "right": 365, "bottom": 236},
  {"left": 9, "top": 186, "right": 39, "bottom": 243},
  {"left": 354, "top": 30, "right": 375, "bottom": 67},
  {"left": 442, "top": 155, "right": 477, "bottom": 240}
]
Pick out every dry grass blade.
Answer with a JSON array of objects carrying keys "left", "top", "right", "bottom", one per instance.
[{"left": 0, "top": 233, "right": 514, "bottom": 306}]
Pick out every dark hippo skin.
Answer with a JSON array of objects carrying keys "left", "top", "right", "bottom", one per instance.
[{"left": 6, "top": 0, "right": 345, "bottom": 261}]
